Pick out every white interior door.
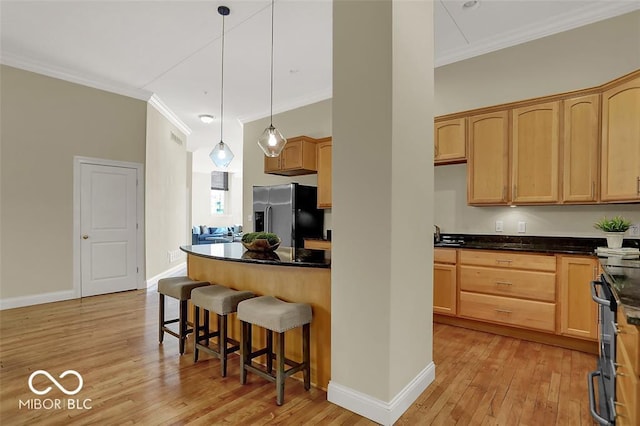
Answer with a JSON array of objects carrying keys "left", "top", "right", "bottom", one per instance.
[{"left": 80, "top": 163, "right": 138, "bottom": 297}]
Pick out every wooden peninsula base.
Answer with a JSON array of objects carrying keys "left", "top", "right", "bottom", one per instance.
[{"left": 182, "top": 244, "right": 331, "bottom": 390}]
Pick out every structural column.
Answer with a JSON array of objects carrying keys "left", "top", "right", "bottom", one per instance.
[{"left": 329, "top": 1, "right": 435, "bottom": 425}]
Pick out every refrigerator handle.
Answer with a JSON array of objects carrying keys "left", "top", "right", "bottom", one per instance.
[{"left": 265, "top": 206, "right": 272, "bottom": 233}]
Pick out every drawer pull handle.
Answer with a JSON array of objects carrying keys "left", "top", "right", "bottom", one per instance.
[
  {"left": 495, "top": 309, "right": 512, "bottom": 314},
  {"left": 614, "top": 323, "right": 625, "bottom": 334},
  {"left": 496, "top": 259, "right": 513, "bottom": 264},
  {"left": 496, "top": 281, "right": 513, "bottom": 286}
]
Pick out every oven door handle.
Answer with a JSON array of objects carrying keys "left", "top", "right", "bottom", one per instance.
[
  {"left": 590, "top": 280, "right": 610, "bottom": 307},
  {"left": 587, "top": 370, "right": 613, "bottom": 425}
]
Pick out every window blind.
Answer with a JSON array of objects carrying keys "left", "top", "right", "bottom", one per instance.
[{"left": 211, "top": 171, "right": 229, "bottom": 191}]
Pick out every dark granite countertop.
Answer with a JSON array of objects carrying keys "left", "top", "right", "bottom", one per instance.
[
  {"left": 434, "top": 233, "right": 640, "bottom": 255},
  {"left": 180, "top": 243, "right": 330, "bottom": 269},
  {"left": 599, "top": 257, "right": 640, "bottom": 326}
]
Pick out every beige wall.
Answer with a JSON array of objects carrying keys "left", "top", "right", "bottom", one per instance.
[
  {"left": 434, "top": 11, "right": 640, "bottom": 238},
  {"left": 242, "top": 99, "right": 332, "bottom": 233},
  {"left": 191, "top": 171, "right": 243, "bottom": 227},
  {"left": 331, "top": 0, "right": 434, "bottom": 415},
  {"left": 0, "top": 65, "right": 146, "bottom": 300},
  {"left": 145, "top": 104, "right": 189, "bottom": 279}
]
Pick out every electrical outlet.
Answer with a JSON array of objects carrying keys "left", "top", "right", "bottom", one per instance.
[
  {"left": 629, "top": 223, "right": 640, "bottom": 237},
  {"left": 495, "top": 220, "right": 503, "bottom": 232},
  {"left": 518, "top": 221, "right": 526, "bottom": 233},
  {"left": 247, "top": 214, "right": 253, "bottom": 222}
]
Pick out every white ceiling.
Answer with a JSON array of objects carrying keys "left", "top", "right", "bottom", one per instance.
[{"left": 2, "top": 0, "right": 638, "bottom": 173}]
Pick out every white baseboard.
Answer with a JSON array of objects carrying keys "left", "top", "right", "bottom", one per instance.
[
  {"left": 327, "top": 362, "right": 435, "bottom": 426},
  {"left": 0, "top": 290, "right": 76, "bottom": 311},
  {"left": 144, "top": 262, "right": 187, "bottom": 289}
]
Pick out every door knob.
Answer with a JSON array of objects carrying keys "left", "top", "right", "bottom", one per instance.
[{"left": 82, "top": 235, "right": 89, "bottom": 240}]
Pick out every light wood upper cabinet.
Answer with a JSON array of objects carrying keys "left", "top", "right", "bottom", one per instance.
[
  {"left": 601, "top": 76, "right": 640, "bottom": 202},
  {"left": 264, "top": 136, "right": 319, "bottom": 176},
  {"left": 467, "top": 111, "right": 510, "bottom": 205},
  {"left": 316, "top": 137, "right": 332, "bottom": 209},
  {"left": 558, "top": 256, "right": 598, "bottom": 341},
  {"left": 562, "top": 94, "right": 600, "bottom": 203},
  {"left": 434, "top": 118, "right": 466, "bottom": 164},
  {"left": 511, "top": 101, "right": 560, "bottom": 204},
  {"left": 433, "top": 248, "right": 457, "bottom": 316}
]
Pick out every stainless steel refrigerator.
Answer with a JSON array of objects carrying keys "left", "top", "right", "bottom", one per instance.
[{"left": 253, "top": 183, "right": 324, "bottom": 248}]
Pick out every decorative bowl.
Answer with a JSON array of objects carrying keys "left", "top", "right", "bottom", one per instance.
[{"left": 241, "top": 238, "right": 281, "bottom": 252}]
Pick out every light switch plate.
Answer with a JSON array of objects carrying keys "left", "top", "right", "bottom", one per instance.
[
  {"left": 629, "top": 223, "right": 640, "bottom": 237},
  {"left": 495, "top": 220, "right": 503, "bottom": 232},
  {"left": 518, "top": 221, "right": 526, "bottom": 233}
]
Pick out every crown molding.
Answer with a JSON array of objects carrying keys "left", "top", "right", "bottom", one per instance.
[
  {"left": 0, "top": 52, "right": 154, "bottom": 101},
  {"left": 237, "top": 87, "right": 332, "bottom": 124},
  {"left": 436, "top": 2, "right": 640, "bottom": 68},
  {"left": 148, "top": 95, "right": 192, "bottom": 136}
]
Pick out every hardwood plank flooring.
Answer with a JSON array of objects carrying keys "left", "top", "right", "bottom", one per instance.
[{"left": 0, "top": 288, "right": 596, "bottom": 425}]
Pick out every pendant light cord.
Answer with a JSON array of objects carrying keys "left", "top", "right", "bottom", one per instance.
[
  {"left": 269, "top": 0, "right": 274, "bottom": 127},
  {"left": 220, "top": 12, "right": 225, "bottom": 143}
]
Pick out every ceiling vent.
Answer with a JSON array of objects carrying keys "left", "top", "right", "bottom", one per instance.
[{"left": 170, "top": 132, "right": 184, "bottom": 146}]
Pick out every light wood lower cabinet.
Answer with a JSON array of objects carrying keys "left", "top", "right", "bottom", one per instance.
[
  {"left": 459, "top": 291, "right": 556, "bottom": 332},
  {"left": 616, "top": 310, "right": 639, "bottom": 426},
  {"left": 459, "top": 265, "right": 555, "bottom": 302},
  {"left": 459, "top": 249, "right": 556, "bottom": 272},
  {"left": 558, "top": 256, "right": 598, "bottom": 340},
  {"left": 433, "top": 248, "right": 457, "bottom": 316}
]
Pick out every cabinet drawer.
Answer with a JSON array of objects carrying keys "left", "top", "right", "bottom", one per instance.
[
  {"left": 459, "top": 291, "right": 556, "bottom": 332},
  {"left": 460, "top": 265, "right": 555, "bottom": 302},
  {"left": 616, "top": 342, "right": 639, "bottom": 426},
  {"left": 459, "top": 250, "right": 556, "bottom": 272},
  {"left": 617, "top": 310, "right": 640, "bottom": 376},
  {"left": 434, "top": 248, "right": 456, "bottom": 264}
]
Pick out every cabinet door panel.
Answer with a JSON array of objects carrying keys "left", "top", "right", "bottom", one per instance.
[
  {"left": 317, "top": 139, "right": 332, "bottom": 208},
  {"left": 459, "top": 291, "right": 556, "bottom": 332},
  {"left": 601, "top": 76, "right": 640, "bottom": 202},
  {"left": 558, "top": 256, "right": 598, "bottom": 340},
  {"left": 435, "top": 118, "right": 466, "bottom": 164},
  {"left": 512, "top": 102, "right": 560, "bottom": 203},
  {"left": 563, "top": 94, "right": 600, "bottom": 203},
  {"left": 467, "top": 111, "right": 510, "bottom": 205},
  {"left": 460, "top": 265, "right": 555, "bottom": 302},
  {"left": 434, "top": 263, "right": 457, "bottom": 316}
]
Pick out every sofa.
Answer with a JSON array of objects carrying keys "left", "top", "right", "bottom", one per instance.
[{"left": 191, "top": 225, "right": 242, "bottom": 245}]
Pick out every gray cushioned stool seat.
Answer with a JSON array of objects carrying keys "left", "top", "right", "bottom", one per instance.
[
  {"left": 237, "top": 296, "right": 312, "bottom": 333},
  {"left": 191, "top": 285, "right": 255, "bottom": 315},
  {"left": 157, "top": 276, "right": 209, "bottom": 355},
  {"left": 158, "top": 276, "right": 209, "bottom": 300},
  {"left": 237, "top": 295, "right": 313, "bottom": 405}
]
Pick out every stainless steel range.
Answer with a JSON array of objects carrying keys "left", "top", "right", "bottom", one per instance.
[{"left": 589, "top": 277, "right": 617, "bottom": 425}]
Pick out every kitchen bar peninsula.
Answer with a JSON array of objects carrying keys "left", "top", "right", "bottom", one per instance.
[{"left": 180, "top": 243, "right": 331, "bottom": 389}]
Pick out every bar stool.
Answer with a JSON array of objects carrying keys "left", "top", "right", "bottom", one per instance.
[
  {"left": 237, "top": 296, "right": 312, "bottom": 405},
  {"left": 192, "top": 285, "right": 255, "bottom": 376},
  {"left": 158, "top": 276, "right": 209, "bottom": 354}
]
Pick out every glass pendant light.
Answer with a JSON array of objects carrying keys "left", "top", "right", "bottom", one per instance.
[
  {"left": 210, "top": 6, "right": 234, "bottom": 168},
  {"left": 257, "top": 0, "right": 287, "bottom": 157}
]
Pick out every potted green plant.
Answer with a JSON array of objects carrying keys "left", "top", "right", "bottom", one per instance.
[{"left": 594, "top": 216, "right": 631, "bottom": 249}]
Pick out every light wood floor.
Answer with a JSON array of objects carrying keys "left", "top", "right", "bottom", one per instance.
[{"left": 0, "top": 288, "right": 597, "bottom": 425}]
